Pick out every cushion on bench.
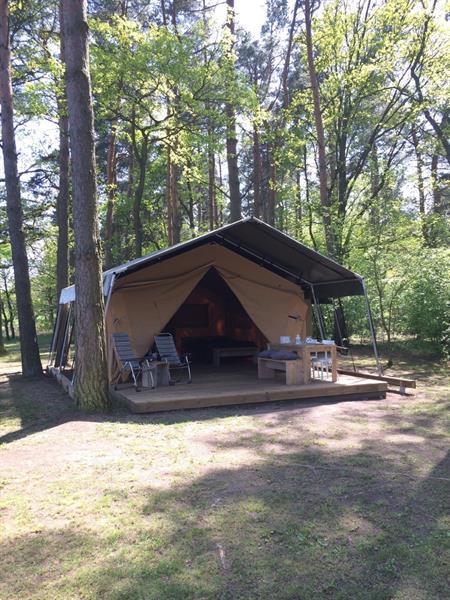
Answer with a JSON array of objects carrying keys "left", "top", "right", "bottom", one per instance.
[{"left": 258, "top": 350, "right": 298, "bottom": 360}]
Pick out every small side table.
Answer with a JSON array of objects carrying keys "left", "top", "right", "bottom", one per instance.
[{"left": 142, "top": 361, "right": 170, "bottom": 389}]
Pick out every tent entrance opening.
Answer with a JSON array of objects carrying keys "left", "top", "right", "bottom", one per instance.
[{"left": 163, "top": 267, "right": 267, "bottom": 365}]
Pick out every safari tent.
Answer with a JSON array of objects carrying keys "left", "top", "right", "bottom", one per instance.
[{"left": 48, "top": 218, "right": 387, "bottom": 411}]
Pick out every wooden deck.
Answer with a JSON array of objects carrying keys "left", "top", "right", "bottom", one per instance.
[{"left": 113, "top": 364, "right": 387, "bottom": 414}]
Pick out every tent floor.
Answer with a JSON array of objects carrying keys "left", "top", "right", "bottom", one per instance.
[{"left": 113, "top": 363, "right": 387, "bottom": 414}]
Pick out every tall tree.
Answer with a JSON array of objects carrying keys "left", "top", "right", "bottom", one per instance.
[
  {"left": 62, "top": 0, "right": 109, "bottom": 410},
  {"left": 303, "top": 0, "right": 334, "bottom": 257},
  {"left": 225, "top": 0, "right": 241, "bottom": 222},
  {"left": 0, "top": 0, "right": 42, "bottom": 376},
  {"left": 104, "top": 123, "right": 117, "bottom": 268},
  {"left": 56, "top": 0, "right": 70, "bottom": 297},
  {"left": 411, "top": 124, "right": 429, "bottom": 243}
]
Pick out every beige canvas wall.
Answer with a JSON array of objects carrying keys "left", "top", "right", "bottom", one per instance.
[{"left": 106, "top": 243, "right": 311, "bottom": 380}]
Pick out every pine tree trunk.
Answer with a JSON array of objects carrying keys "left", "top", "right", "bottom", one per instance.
[
  {"left": 185, "top": 177, "right": 195, "bottom": 232},
  {"left": 167, "top": 146, "right": 181, "bottom": 245},
  {"left": 411, "top": 125, "right": 430, "bottom": 243},
  {"left": 56, "top": 0, "right": 70, "bottom": 299},
  {"left": 369, "top": 143, "right": 380, "bottom": 226},
  {"left": 171, "top": 160, "right": 181, "bottom": 243},
  {"left": 62, "top": 0, "right": 109, "bottom": 410},
  {"left": 226, "top": 106, "right": 241, "bottom": 221},
  {"left": 267, "top": 145, "right": 276, "bottom": 225},
  {"left": 1, "top": 297, "right": 10, "bottom": 340},
  {"left": 133, "top": 134, "right": 148, "bottom": 257},
  {"left": 56, "top": 108, "right": 70, "bottom": 295},
  {"left": 203, "top": 2, "right": 217, "bottom": 230},
  {"left": 104, "top": 127, "right": 117, "bottom": 268},
  {"left": 252, "top": 124, "right": 262, "bottom": 219},
  {"left": 208, "top": 144, "right": 216, "bottom": 229},
  {"left": 281, "top": 0, "right": 300, "bottom": 110},
  {"left": 0, "top": 297, "right": 6, "bottom": 355},
  {"left": 295, "top": 169, "right": 302, "bottom": 238},
  {"left": 2, "top": 273, "right": 15, "bottom": 338},
  {"left": 0, "top": 1, "right": 42, "bottom": 376},
  {"left": 124, "top": 127, "right": 135, "bottom": 261},
  {"left": 430, "top": 152, "right": 442, "bottom": 215},
  {"left": 225, "top": 0, "right": 241, "bottom": 222},
  {"left": 303, "top": 0, "right": 334, "bottom": 257},
  {"left": 411, "top": 126, "right": 426, "bottom": 216}
]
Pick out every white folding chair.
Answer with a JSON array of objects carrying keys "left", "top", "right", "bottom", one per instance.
[{"left": 311, "top": 350, "right": 332, "bottom": 380}]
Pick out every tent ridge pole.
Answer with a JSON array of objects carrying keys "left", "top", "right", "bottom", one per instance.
[
  {"left": 215, "top": 234, "right": 312, "bottom": 286},
  {"left": 312, "top": 277, "right": 362, "bottom": 286}
]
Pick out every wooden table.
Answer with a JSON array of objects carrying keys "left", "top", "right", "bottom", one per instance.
[{"left": 269, "top": 343, "right": 337, "bottom": 384}]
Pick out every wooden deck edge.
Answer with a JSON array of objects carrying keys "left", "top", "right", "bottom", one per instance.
[
  {"left": 109, "top": 386, "right": 131, "bottom": 409},
  {"left": 124, "top": 382, "right": 387, "bottom": 414},
  {"left": 337, "top": 369, "right": 416, "bottom": 388}
]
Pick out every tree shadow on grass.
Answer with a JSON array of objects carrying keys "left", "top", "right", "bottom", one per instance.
[
  {"left": 1, "top": 371, "right": 445, "bottom": 449},
  {"left": 0, "top": 372, "right": 79, "bottom": 445},
  {"left": 1, "top": 443, "right": 448, "bottom": 599},
  {"left": 0, "top": 364, "right": 391, "bottom": 446}
]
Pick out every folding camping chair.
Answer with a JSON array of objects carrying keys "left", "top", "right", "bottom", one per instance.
[
  {"left": 112, "top": 333, "right": 154, "bottom": 391},
  {"left": 154, "top": 333, "right": 192, "bottom": 384}
]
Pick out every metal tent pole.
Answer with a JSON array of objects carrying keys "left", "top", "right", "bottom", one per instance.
[
  {"left": 104, "top": 273, "right": 116, "bottom": 313},
  {"left": 332, "top": 298, "right": 346, "bottom": 347},
  {"left": 60, "top": 302, "right": 72, "bottom": 369},
  {"left": 310, "top": 284, "right": 326, "bottom": 339},
  {"left": 48, "top": 304, "right": 62, "bottom": 367},
  {"left": 360, "top": 277, "right": 382, "bottom": 375}
]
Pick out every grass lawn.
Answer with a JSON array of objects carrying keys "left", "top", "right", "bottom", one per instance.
[{"left": 0, "top": 336, "right": 449, "bottom": 599}]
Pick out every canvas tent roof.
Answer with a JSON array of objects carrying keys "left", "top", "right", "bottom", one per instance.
[{"left": 59, "top": 217, "right": 363, "bottom": 304}]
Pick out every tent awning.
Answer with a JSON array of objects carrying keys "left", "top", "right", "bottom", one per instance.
[{"left": 59, "top": 217, "right": 363, "bottom": 304}]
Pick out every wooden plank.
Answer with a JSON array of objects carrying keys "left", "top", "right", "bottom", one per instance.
[
  {"left": 337, "top": 369, "right": 416, "bottom": 388},
  {"left": 121, "top": 374, "right": 387, "bottom": 413},
  {"left": 257, "top": 358, "right": 304, "bottom": 384},
  {"left": 126, "top": 386, "right": 387, "bottom": 413},
  {"left": 50, "top": 361, "right": 387, "bottom": 413},
  {"left": 258, "top": 358, "right": 289, "bottom": 372}
]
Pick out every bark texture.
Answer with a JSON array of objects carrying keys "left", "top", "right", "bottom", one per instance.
[
  {"left": 132, "top": 129, "right": 148, "bottom": 257},
  {"left": 0, "top": 0, "right": 42, "bottom": 376},
  {"left": 167, "top": 145, "right": 181, "bottom": 245},
  {"left": 208, "top": 147, "right": 217, "bottom": 229},
  {"left": 2, "top": 272, "right": 15, "bottom": 338},
  {"left": 62, "top": 0, "right": 109, "bottom": 410},
  {"left": 104, "top": 126, "right": 117, "bottom": 268},
  {"left": 252, "top": 124, "right": 262, "bottom": 218},
  {"left": 267, "top": 145, "right": 276, "bottom": 225},
  {"left": 430, "top": 152, "right": 442, "bottom": 215},
  {"left": 411, "top": 126, "right": 426, "bottom": 217},
  {"left": 56, "top": 0, "right": 70, "bottom": 297},
  {"left": 225, "top": 0, "right": 241, "bottom": 222},
  {"left": 304, "top": 0, "right": 334, "bottom": 257}
]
